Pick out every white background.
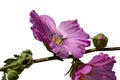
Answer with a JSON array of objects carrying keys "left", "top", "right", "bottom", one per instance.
[{"left": 0, "top": 0, "right": 120, "bottom": 80}]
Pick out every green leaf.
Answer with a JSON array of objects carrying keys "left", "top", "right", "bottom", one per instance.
[
  {"left": 4, "top": 58, "right": 17, "bottom": 66},
  {"left": 4, "top": 54, "right": 20, "bottom": 66}
]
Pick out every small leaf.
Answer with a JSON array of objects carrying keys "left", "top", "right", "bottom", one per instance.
[
  {"left": 4, "top": 58, "right": 17, "bottom": 65},
  {"left": 14, "top": 54, "right": 19, "bottom": 59}
]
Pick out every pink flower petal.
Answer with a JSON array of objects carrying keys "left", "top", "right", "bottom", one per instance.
[
  {"left": 80, "top": 65, "right": 92, "bottom": 74},
  {"left": 88, "top": 53, "right": 116, "bottom": 67},
  {"left": 30, "top": 10, "right": 57, "bottom": 39},
  {"left": 30, "top": 10, "right": 90, "bottom": 59},
  {"left": 72, "top": 53, "right": 116, "bottom": 80},
  {"left": 58, "top": 20, "right": 89, "bottom": 39},
  {"left": 63, "top": 38, "right": 86, "bottom": 58},
  {"left": 50, "top": 42, "right": 69, "bottom": 58}
]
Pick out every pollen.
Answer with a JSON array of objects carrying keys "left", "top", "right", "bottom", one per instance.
[{"left": 80, "top": 74, "right": 86, "bottom": 80}]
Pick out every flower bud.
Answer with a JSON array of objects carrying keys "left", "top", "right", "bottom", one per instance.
[
  {"left": 18, "top": 50, "right": 33, "bottom": 68},
  {"left": 92, "top": 33, "right": 108, "bottom": 49},
  {"left": 7, "top": 69, "right": 19, "bottom": 80}
]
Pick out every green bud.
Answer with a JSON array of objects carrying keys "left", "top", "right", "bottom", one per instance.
[
  {"left": 92, "top": 33, "right": 108, "bottom": 49},
  {"left": 18, "top": 50, "right": 33, "bottom": 68},
  {"left": 7, "top": 69, "right": 19, "bottom": 80}
]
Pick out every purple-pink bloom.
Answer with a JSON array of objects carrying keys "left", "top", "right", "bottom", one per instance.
[
  {"left": 72, "top": 53, "right": 116, "bottom": 80},
  {"left": 30, "top": 10, "right": 90, "bottom": 58}
]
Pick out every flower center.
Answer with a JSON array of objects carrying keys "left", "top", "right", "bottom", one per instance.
[
  {"left": 80, "top": 74, "right": 86, "bottom": 80},
  {"left": 51, "top": 34, "right": 64, "bottom": 45}
]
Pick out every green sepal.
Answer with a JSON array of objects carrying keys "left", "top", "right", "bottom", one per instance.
[
  {"left": 70, "top": 60, "right": 84, "bottom": 77},
  {"left": 43, "top": 42, "right": 53, "bottom": 52}
]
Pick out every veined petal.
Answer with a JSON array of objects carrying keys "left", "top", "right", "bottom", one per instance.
[
  {"left": 63, "top": 38, "right": 85, "bottom": 58},
  {"left": 88, "top": 53, "right": 108, "bottom": 64},
  {"left": 91, "top": 57, "right": 115, "bottom": 67},
  {"left": 30, "top": 10, "right": 57, "bottom": 38},
  {"left": 50, "top": 42, "right": 69, "bottom": 58},
  {"left": 31, "top": 26, "right": 50, "bottom": 42},
  {"left": 68, "top": 38, "right": 90, "bottom": 47},
  {"left": 58, "top": 20, "right": 89, "bottom": 39}
]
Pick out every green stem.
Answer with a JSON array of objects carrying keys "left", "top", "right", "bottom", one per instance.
[
  {"left": 33, "top": 47, "right": 120, "bottom": 63},
  {"left": 85, "top": 47, "right": 120, "bottom": 53},
  {"left": 0, "top": 46, "right": 120, "bottom": 71},
  {"left": 0, "top": 62, "right": 18, "bottom": 71}
]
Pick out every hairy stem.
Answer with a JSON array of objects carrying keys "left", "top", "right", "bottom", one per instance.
[{"left": 0, "top": 46, "right": 120, "bottom": 71}]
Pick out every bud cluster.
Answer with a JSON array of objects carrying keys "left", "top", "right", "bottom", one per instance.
[{"left": 3, "top": 50, "right": 33, "bottom": 80}]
